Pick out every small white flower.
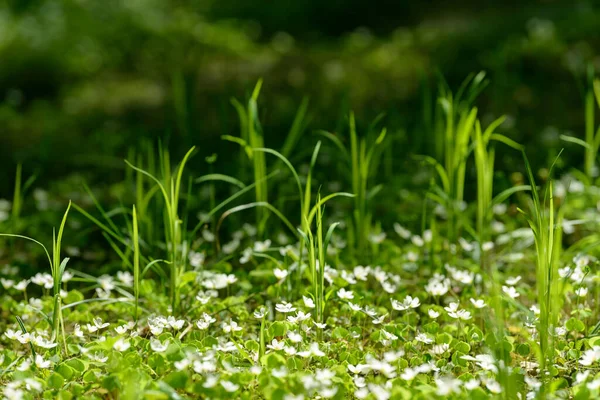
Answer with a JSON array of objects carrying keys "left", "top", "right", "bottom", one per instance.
[
  {"left": 400, "top": 367, "right": 418, "bottom": 381},
  {"left": 415, "top": 333, "right": 433, "bottom": 344},
  {"left": 287, "top": 331, "right": 303, "bottom": 343},
  {"left": 435, "top": 376, "right": 462, "bottom": 396},
  {"left": 35, "top": 354, "right": 51, "bottom": 369},
  {"left": 576, "top": 287, "right": 588, "bottom": 297},
  {"left": 470, "top": 298, "right": 487, "bottom": 308},
  {"left": 253, "top": 240, "right": 271, "bottom": 252},
  {"left": 275, "top": 301, "right": 297, "bottom": 313},
  {"left": 150, "top": 338, "right": 169, "bottom": 352},
  {"left": 391, "top": 295, "right": 420, "bottom": 311},
  {"left": 274, "top": 268, "right": 289, "bottom": 280},
  {"left": 502, "top": 285, "right": 520, "bottom": 299},
  {"left": 253, "top": 307, "right": 267, "bottom": 319},
  {"left": 267, "top": 339, "right": 285, "bottom": 351},
  {"left": 221, "top": 381, "right": 239, "bottom": 392},
  {"left": 428, "top": 309, "right": 440, "bottom": 319},
  {"left": 578, "top": 344, "right": 599, "bottom": 365},
  {"left": 222, "top": 320, "right": 243, "bottom": 333},
  {"left": 394, "top": 223, "right": 411, "bottom": 239},
  {"left": 337, "top": 288, "right": 354, "bottom": 300},
  {"left": 113, "top": 338, "right": 131, "bottom": 352},
  {"left": 505, "top": 276, "right": 522, "bottom": 286},
  {"left": 303, "top": 296, "right": 315, "bottom": 309},
  {"left": 174, "top": 359, "right": 190, "bottom": 370}
]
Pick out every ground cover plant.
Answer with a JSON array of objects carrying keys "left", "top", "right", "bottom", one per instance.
[{"left": 4, "top": 73, "right": 600, "bottom": 400}]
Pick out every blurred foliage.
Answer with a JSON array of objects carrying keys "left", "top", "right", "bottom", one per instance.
[{"left": 1, "top": 0, "right": 600, "bottom": 194}]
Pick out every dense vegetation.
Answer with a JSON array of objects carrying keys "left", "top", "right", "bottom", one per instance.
[{"left": 2, "top": 1, "right": 600, "bottom": 399}]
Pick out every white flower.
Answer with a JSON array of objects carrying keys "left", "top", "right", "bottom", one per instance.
[
  {"left": 302, "top": 296, "right": 315, "bottom": 309},
  {"left": 580, "top": 346, "right": 600, "bottom": 366},
  {"left": 337, "top": 288, "right": 354, "bottom": 300},
  {"left": 275, "top": 301, "right": 297, "bottom": 313},
  {"left": 391, "top": 295, "right": 420, "bottom": 311},
  {"left": 348, "top": 302, "right": 362, "bottom": 312},
  {"left": 470, "top": 298, "right": 487, "bottom": 308},
  {"left": 253, "top": 240, "right": 271, "bottom": 252},
  {"left": 35, "top": 354, "right": 51, "bottom": 369},
  {"left": 368, "top": 232, "right": 386, "bottom": 244},
  {"left": 0, "top": 278, "right": 14, "bottom": 289},
  {"left": 287, "top": 331, "right": 303, "bottom": 343},
  {"left": 348, "top": 364, "right": 369, "bottom": 375},
  {"left": 222, "top": 320, "right": 243, "bottom": 333},
  {"left": 400, "top": 367, "right": 418, "bottom": 381},
  {"left": 167, "top": 316, "right": 185, "bottom": 330},
  {"left": 267, "top": 339, "right": 285, "bottom": 351},
  {"left": 117, "top": 271, "right": 133, "bottom": 287},
  {"left": 297, "top": 342, "right": 325, "bottom": 358},
  {"left": 588, "top": 379, "right": 600, "bottom": 390},
  {"left": 465, "top": 379, "right": 480, "bottom": 390},
  {"left": 505, "top": 276, "right": 522, "bottom": 285},
  {"left": 221, "top": 381, "right": 239, "bottom": 392},
  {"left": 174, "top": 359, "right": 191, "bottom": 370},
  {"left": 485, "top": 380, "right": 502, "bottom": 394},
  {"left": 274, "top": 268, "right": 289, "bottom": 280},
  {"left": 31, "top": 273, "right": 53, "bottom": 289},
  {"left": 482, "top": 242, "right": 494, "bottom": 252},
  {"left": 74, "top": 324, "right": 85, "bottom": 338},
  {"left": 288, "top": 311, "right": 312, "bottom": 323},
  {"left": 411, "top": 235, "right": 424, "bottom": 247},
  {"left": 372, "top": 315, "right": 386, "bottom": 325},
  {"left": 444, "top": 302, "right": 472, "bottom": 320},
  {"left": 203, "top": 375, "right": 219, "bottom": 388},
  {"left": 435, "top": 376, "right": 462, "bottom": 396},
  {"left": 314, "top": 321, "right": 327, "bottom": 329},
  {"left": 150, "top": 338, "right": 169, "bottom": 352},
  {"left": 428, "top": 309, "right": 440, "bottom": 319},
  {"left": 576, "top": 287, "right": 588, "bottom": 297},
  {"left": 502, "top": 285, "right": 520, "bottom": 299},
  {"left": 113, "top": 338, "right": 131, "bottom": 352},
  {"left": 253, "top": 307, "right": 267, "bottom": 319},
  {"left": 394, "top": 223, "right": 411, "bottom": 239},
  {"left": 415, "top": 333, "right": 433, "bottom": 344},
  {"left": 431, "top": 343, "right": 450, "bottom": 355},
  {"left": 15, "top": 280, "right": 29, "bottom": 291}
]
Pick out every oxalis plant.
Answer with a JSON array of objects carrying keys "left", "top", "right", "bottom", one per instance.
[{"left": 1, "top": 201, "right": 71, "bottom": 354}]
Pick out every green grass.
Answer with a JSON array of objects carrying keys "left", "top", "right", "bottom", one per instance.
[{"left": 3, "top": 74, "right": 600, "bottom": 400}]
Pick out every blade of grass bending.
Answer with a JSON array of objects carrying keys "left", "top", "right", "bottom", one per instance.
[
  {"left": 0, "top": 234, "right": 52, "bottom": 268},
  {"left": 15, "top": 316, "right": 36, "bottom": 359},
  {"left": 306, "top": 192, "right": 355, "bottom": 225},
  {"left": 216, "top": 202, "right": 298, "bottom": 245},
  {"left": 314, "top": 130, "right": 351, "bottom": 162},
  {"left": 190, "top": 170, "right": 279, "bottom": 238},
  {"left": 196, "top": 174, "right": 246, "bottom": 189}
]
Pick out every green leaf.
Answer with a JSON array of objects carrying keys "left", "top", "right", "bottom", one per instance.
[
  {"left": 566, "top": 318, "right": 586, "bottom": 332},
  {"left": 260, "top": 353, "right": 286, "bottom": 369},
  {"left": 164, "top": 371, "right": 188, "bottom": 389},
  {"left": 47, "top": 373, "right": 65, "bottom": 390},
  {"left": 454, "top": 341, "right": 471, "bottom": 353},
  {"left": 516, "top": 343, "right": 530, "bottom": 356}
]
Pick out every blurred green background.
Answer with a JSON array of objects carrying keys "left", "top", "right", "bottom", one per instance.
[{"left": 1, "top": 0, "right": 599, "bottom": 195}]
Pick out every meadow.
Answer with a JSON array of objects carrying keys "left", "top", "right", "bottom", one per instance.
[{"left": 1, "top": 69, "right": 600, "bottom": 400}]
